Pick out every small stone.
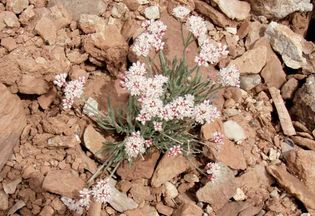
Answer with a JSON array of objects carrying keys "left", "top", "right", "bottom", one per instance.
[
  {"left": 240, "top": 74, "right": 262, "bottom": 91},
  {"left": 39, "top": 206, "right": 54, "bottom": 216},
  {"left": 123, "top": 0, "right": 140, "bottom": 11},
  {"left": 156, "top": 203, "right": 173, "bottom": 216},
  {"left": 83, "top": 125, "right": 106, "bottom": 160},
  {"left": 233, "top": 188, "right": 247, "bottom": 201},
  {"left": 79, "top": 14, "right": 105, "bottom": 34},
  {"left": 7, "top": 200, "right": 25, "bottom": 215},
  {"left": 42, "top": 170, "right": 85, "bottom": 197},
  {"left": 1, "top": 37, "right": 17, "bottom": 51},
  {"left": 151, "top": 154, "right": 190, "bottom": 187},
  {"left": 19, "top": 5, "right": 35, "bottom": 24},
  {"left": 83, "top": 97, "right": 99, "bottom": 117},
  {"left": 184, "top": 174, "right": 199, "bottom": 183},
  {"left": 0, "top": 190, "right": 9, "bottom": 210},
  {"left": 164, "top": 182, "right": 178, "bottom": 199},
  {"left": 3, "top": 178, "right": 21, "bottom": 194},
  {"left": 266, "top": 22, "right": 306, "bottom": 69},
  {"left": 212, "top": 0, "right": 250, "bottom": 21},
  {"left": 48, "top": 135, "right": 80, "bottom": 148},
  {"left": 37, "top": 87, "right": 58, "bottom": 110},
  {"left": 144, "top": 6, "right": 160, "bottom": 19},
  {"left": 223, "top": 120, "right": 246, "bottom": 143},
  {"left": 229, "top": 46, "right": 267, "bottom": 74},
  {"left": 281, "top": 78, "right": 299, "bottom": 100},
  {"left": 173, "top": 202, "right": 203, "bottom": 216},
  {"left": 111, "top": 2, "right": 128, "bottom": 18},
  {"left": 269, "top": 148, "right": 279, "bottom": 161},
  {"left": 17, "top": 75, "right": 49, "bottom": 95},
  {"left": 6, "top": 0, "right": 29, "bottom": 14},
  {"left": 35, "top": 16, "right": 57, "bottom": 45},
  {"left": 2, "top": 11, "right": 20, "bottom": 28}
]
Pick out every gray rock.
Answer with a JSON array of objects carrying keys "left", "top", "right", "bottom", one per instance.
[
  {"left": 223, "top": 120, "right": 246, "bottom": 143},
  {"left": 240, "top": 74, "right": 261, "bottom": 91},
  {"left": 144, "top": 5, "right": 160, "bottom": 19}
]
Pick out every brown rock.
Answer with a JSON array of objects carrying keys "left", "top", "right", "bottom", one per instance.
[
  {"left": 151, "top": 154, "right": 189, "bottom": 187},
  {"left": 281, "top": 78, "right": 299, "bottom": 100},
  {"left": 3, "top": 178, "right": 22, "bottom": 194},
  {"left": 6, "top": 0, "right": 29, "bottom": 14},
  {"left": 129, "top": 182, "right": 152, "bottom": 203},
  {"left": 0, "top": 83, "right": 26, "bottom": 171},
  {"left": 17, "top": 74, "right": 49, "bottom": 95},
  {"left": 123, "top": 0, "right": 140, "bottom": 11},
  {"left": 49, "top": 4, "right": 71, "bottom": 30},
  {"left": 285, "top": 149, "right": 315, "bottom": 194},
  {"left": 291, "top": 75, "right": 315, "bottom": 130},
  {"left": 229, "top": 46, "right": 267, "bottom": 74},
  {"left": 125, "top": 209, "right": 145, "bottom": 216},
  {"left": 212, "top": 0, "right": 250, "bottom": 21},
  {"left": 194, "top": 0, "right": 236, "bottom": 27},
  {"left": 0, "top": 11, "right": 20, "bottom": 28},
  {"left": 1, "top": 37, "right": 17, "bottom": 51},
  {"left": 35, "top": 16, "right": 57, "bottom": 45},
  {"left": 117, "top": 150, "right": 160, "bottom": 180},
  {"left": 196, "top": 163, "right": 237, "bottom": 211},
  {"left": 19, "top": 5, "right": 35, "bottom": 24},
  {"left": 48, "top": 135, "right": 80, "bottom": 148},
  {"left": 237, "top": 20, "right": 250, "bottom": 39},
  {"left": 0, "top": 190, "right": 9, "bottom": 210},
  {"left": 42, "top": 169, "right": 85, "bottom": 197},
  {"left": 39, "top": 205, "right": 54, "bottom": 216},
  {"left": 245, "top": 21, "right": 266, "bottom": 49},
  {"left": 156, "top": 203, "right": 173, "bottom": 216},
  {"left": 291, "top": 136, "right": 315, "bottom": 151},
  {"left": 173, "top": 203, "right": 203, "bottom": 216},
  {"left": 83, "top": 125, "right": 106, "bottom": 161},
  {"left": 267, "top": 164, "right": 315, "bottom": 212},
  {"left": 217, "top": 201, "right": 262, "bottom": 216},
  {"left": 37, "top": 87, "right": 57, "bottom": 109}
]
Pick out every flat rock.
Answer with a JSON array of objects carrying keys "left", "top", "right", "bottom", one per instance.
[
  {"left": 212, "top": 0, "right": 250, "bottom": 21},
  {"left": 281, "top": 78, "right": 299, "bottom": 100},
  {"left": 48, "top": 135, "right": 80, "bottom": 148},
  {"left": 267, "top": 164, "right": 315, "bottom": 212},
  {"left": 42, "top": 170, "right": 85, "bottom": 197},
  {"left": 196, "top": 163, "right": 237, "bottom": 211},
  {"left": 217, "top": 201, "right": 262, "bottom": 216},
  {"left": 3, "top": 178, "right": 22, "bottom": 194},
  {"left": 17, "top": 74, "right": 49, "bottom": 95},
  {"left": 0, "top": 11, "right": 20, "bottom": 28},
  {"left": 48, "top": 0, "right": 108, "bottom": 20},
  {"left": 291, "top": 136, "right": 315, "bottom": 151},
  {"left": 151, "top": 154, "right": 190, "bottom": 187},
  {"left": 0, "top": 190, "right": 9, "bottom": 210},
  {"left": 117, "top": 150, "right": 160, "bottom": 180},
  {"left": 6, "top": 0, "right": 29, "bottom": 14},
  {"left": 266, "top": 22, "right": 307, "bottom": 69},
  {"left": 285, "top": 149, "right": 315, "bottom": 194},
  {"left": 0, "top": 83, "right": 26, "bottom": 171},
  {"left": 223, "top": 120, "right": 246, "bottom": 142},
  {"left": 240, "top": 74, "right": 262, "bottom": 91},
  {"left": 248, "top": 0, "right": 313, "bottom": 19},
  {"left": 83, "top": 125, "right": 106, "bottom": 161},
  {"left": 291, "top": 75, "right": 315, "bottom": 130},
  {"left": 229, "top": 46, "right": 267, "bottom": 74},
  {"left": 173, "top": 203, "right": 203, "bottom": 216},
  {"left": 35, "top": 16, "right": 57, "bottom": 45}
]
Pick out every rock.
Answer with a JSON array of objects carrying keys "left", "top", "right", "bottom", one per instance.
[
  {"left": 117, "top": 150, "right": 160, "bottom": 180},
  {"left": 196, "top": 163, "right": 237, "bottom": 211},
  {"left": 144, "top": 5, "right": 160, "bottom": 19},
  {"left": 79, "top": 14, "right": 105, "bottom": 34},
  {"left": 124, "top": 0, "right": 140, "bottom": 11},
  {"left": 216, "top": 201, "right": 262, "bottom": 216},
  {"left": 266, "top": 22, "right": 306, "bottom": 69},
  {"left": 156, "top": 203, "right": 173, "bottom": 215},
  {"left": 83, "top": 97, "right": 99, "bottom": 117},
  {"left": 125, "top": 209, "right": 146, "bottom": 216},
  {"left": 151, "top": 154, "right": 189, "bottom": 187},
  {"left": 0, "top": 83, "right": 26, "bottom": 171},
  {"left": 3, "top": 178, "right": 22, "bottom": 194},
  {"left": 291, "top": 75, "right": 315, "bottom": 130},
  {"left": 48, "top": 0, "right": 108, "bottom": 20},
  {"left": 267, "top": 164, "right": 315, "bottom": 212},
  {"left": 108, "top": 180, "right": 138, "bottom": 212},
  {"left": 0, "top": 190, "right": 9, "bottom": 210},
  {"left": 240, "top": 74, "right": 262, "bottom": 91},
  {"left": 281, "top": 78, "right": 299, "bottom": 100},
  {"left": 6, "top": 0, "right": 29, "bottom": 14},
  {"left": 48, "top": 135, "right": 80, "bottom": 148},
  {"left": 285, "top": 149, "right": 315, "bottom": 194},
  {"left": 173, "top": 203, "right": 203, "bottom": 216},
  {"left": 35, "top": 16, "right": 57, "bottom": 45},
  {"left": 17, "top": 75, "right": 49, "bottom": 95},
  {"left": 129, "top": 182, "right": 151, "bottom": 203},
  {"left": 164, "top": 182, "right": 178, "bottom": 199},
  {"left": 83, "top": 125, "right": 106, "bottom": 161},
  {"left": 38, "top": 87, "right": 58, "bottom": 109},
  {"left": 223, "top": 120, "right": 246, "bottom": 143},
  {"left": 212, "top": 0, "right": 250, "bottom": 21},
  {"left": 7, "top": 200, "right": 25, "bottom": 215},
  {"left": 19, "top": 5, "right": 35, "bottom": 24},
  {"left": 39, "top": 206, "right": 54, "bottom": 216},
  {"left": 194, "top": 0, "right": 236, "bottom": 28},
  {"left": 0, "top": 11, "right": 20, "bottom": 28},
  {"left": 248, "top": 0, "right": 313, "bottom": 19},
  {"left": 229, "top": 46, "right": 267, "bottom": 74},
  {"left": 50, "top": 4, "right": 72, "bottom": 30},
  {"left": 42, "top": 170, "right": 85, "bottom": 197},
  {"left": 245, "top": 21, "right": 266, "bottom": 48},
  {"left": 291, "top": 136, "right": 315, "bottom": 151},
  {"left": 233, "top": 188, "right": 247, "bottom": 201},
  {"left": 111, "top": 2, "right": 128, "bottom": 18},
  {"left": 1, "top": 37, "right": 17, "bottom": 51}
]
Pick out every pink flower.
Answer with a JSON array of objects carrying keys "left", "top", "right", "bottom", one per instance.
[
  {"left": 153, "top": 121, "right": 163, "bottom": 131},
  {"left": 193, "top": 100, "right": 221, "bottom": 124},
  {"left": 91, "top": 179, "right": 112, "bottom": 204},
  {"left": 186, "top": 15, "right": 208, "bottom": 38},
  {"left": 218, "top": 64, "right": 240, "bottom": 87},
  {"left": 205, "top": 162, "right": 221, "bottom": 182},
  {"left": 124, "top": 131, "right": 146, "bottom": 160},
  {"left": 212, "top": 132, "right": 224, "bottom": 144},
  {"left": 54, "top": 73, "right": 67, "bottom": 88},
  {"left": 167, "top": 145, "right": 182, "bottom": 157}
]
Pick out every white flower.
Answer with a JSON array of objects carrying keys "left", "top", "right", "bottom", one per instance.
[
  {"left": 205, "top": 162, "right": 222, "bottom": 182},
  {"left": 153, "top": 121, "right": 163, "bottom": 131},
  {"left": 91, "top": 179, "right": 112, "bottom": 204},
  {"left": 193, "top": 100, "right": 221, "bottom": 124},
  {"left": 132, "top": 32, "right": 153, "bottom": 57},
  {"left": 218, "top": 64, "right": 240, "bottom": 87},
  {"left": 186, "top": 15, "right": 208, "bottom": 38},
  {"left": 78, "top": 188, "right": 91, "bottom": 208},
  {"left": 124, "top": 131, "right": 146, "bottom": 159},
  {"left": 212, "top": 132, "right": 224, "bottom": 144},
  {"left": 123, "top": 75, "right": 147, "bottom": 96},
  {"left": 54, "top": 73, "right": 67, "bottom": 88},
  {"left": 172, "top": 5, "right": 191, "bottom": 20},
  {"left": 126, "top": 61, "right": 147, "bottom": 76},
  {"left": 167, "top": 145, "right": 182, "bottom": 157},
  {"left": 61, "top": 197, "right": 84, "bottom": 215}
]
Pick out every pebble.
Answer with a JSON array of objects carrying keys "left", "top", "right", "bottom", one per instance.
[
  {"left": 223, "top": 120, "right": 246, "bottom": 143},
  {"left": 144, "top": 6, "right": 160, "bottom": 19}
]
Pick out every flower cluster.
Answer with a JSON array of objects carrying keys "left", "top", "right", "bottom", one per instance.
[
  {"left": 218, "top": 64, "right": 240, "bottom": 88},
  {"left": 132, "top": 20, "right": 167, "bottom": 57},
  {"left": 124, "top": 131, "right": 147, "bottom": 160},
  {"left": 172, "top": 5, "right": 191, "bottom": 21},
  {"left": 186, "top": 15, "right": 208, "bottom": 38},
  {"left": 61, "top": 178, "right": 112, "bottom": 215},
  {"left": 193, "top": 100, "right": 221, "bottom": 125},
  {"left": 212, "top": 132, "right": 224, "bottom": 144},
  {"left": 167, "top": 145, "right": 182, "bottom": 157},
  {"left": 54, "top": 73, "right": 86, "bottom": 110},
  {"left": 205, "top": 162, "right": 222, "bottom": 182}
]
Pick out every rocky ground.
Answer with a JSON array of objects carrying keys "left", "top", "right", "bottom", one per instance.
[{"left": 0, "top": 0, "right": 315, "bottom": 215}]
